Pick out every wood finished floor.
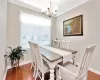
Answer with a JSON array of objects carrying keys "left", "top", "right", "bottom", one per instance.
[{"left": 6, "top": 63, "right": 100, "bottom": 80}]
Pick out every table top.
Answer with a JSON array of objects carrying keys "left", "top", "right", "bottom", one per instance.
[
  {"left": 50, "top": 45, "right": 77, "bottom": 54},
  {"left": 40, "top": 45, "right": 77, "bottom": 62},
  {"left": 40, "top": 48, "right": 62, "bottom": 62}
]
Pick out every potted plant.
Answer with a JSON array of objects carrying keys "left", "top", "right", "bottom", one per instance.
[{"left": 7, "top": 46, "right": 26, "bottom": 68}]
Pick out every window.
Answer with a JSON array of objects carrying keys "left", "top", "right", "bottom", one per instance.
[{"left": 20, "top": 13, "right": 51, "bottom": 48}]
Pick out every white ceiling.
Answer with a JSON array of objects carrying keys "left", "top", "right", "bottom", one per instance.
[{"left": 8, "top": 0, "right": 89, "bottom": 16}]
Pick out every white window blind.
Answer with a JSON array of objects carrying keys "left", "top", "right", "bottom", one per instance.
[{"left": 20, "top": 13, "right": 51, "bottom": 48}]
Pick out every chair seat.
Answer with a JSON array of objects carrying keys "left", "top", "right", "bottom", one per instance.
[
  {"left": 56, "top": 45, "right": 96, "bottom": 80},
  {"left": 62, "top": 62, "right": 80, "bottom": 75},
  {"left": 56, "top": 62, "right": 80, "bottom": 80}
]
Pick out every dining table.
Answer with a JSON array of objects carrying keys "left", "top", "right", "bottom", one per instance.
[{"left": 40, "top": 45, "right": 77, "bottom": 80}]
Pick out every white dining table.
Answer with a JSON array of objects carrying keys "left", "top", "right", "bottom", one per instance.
[{"left": 40, "top": 45, "right": 77, "bottom": 80}]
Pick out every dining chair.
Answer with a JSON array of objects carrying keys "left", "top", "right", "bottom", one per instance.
[
  {"left": 33, "top": 43, "right": 50, "bottom": 80},
  {"left": 59, "top": 40, "right": 76, "bottom": 64},
  {"left": 28, "top": 41, "right": 37, "bottom": 77},
  {"left": 59, "top": 40, "right": 71, "bottom": 49},
  {"left": 57, "top": 45, "right": 96, "bottom": 80}
]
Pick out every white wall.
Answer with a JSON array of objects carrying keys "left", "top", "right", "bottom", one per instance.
[
  {"left": 56, "top": 0, "right": 100, "bottom": 71},
  {"left": 51, "top": 17, "right": 57, "bottom": 40},
  {"left": 7, "top": 2, "right": 56, "bottom": 65},
  {"left": 0, "top": 0, "right": 7, "bottom": 80},
  {"left": 7, "top": 2, "right": 52, "bottom": 47}
]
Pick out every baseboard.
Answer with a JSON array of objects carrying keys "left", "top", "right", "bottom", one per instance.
[
  {"left": 3, "top": 60, "right": 32, "bottom": 80},
  {"left": 89, "top": 68, "right": 100, "bottom": 75},
  {"left": 7, "top": 60, "right": 32, "bottom": 69},
  {"left": 3, "top": 68, "right": 8, "bottom": 80}
]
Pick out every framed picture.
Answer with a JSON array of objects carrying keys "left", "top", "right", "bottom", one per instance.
[{"left": 63, "top": 15, "right": 83, "bottom": 36}]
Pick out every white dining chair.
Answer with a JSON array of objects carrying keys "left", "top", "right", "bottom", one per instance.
[
  {"left": 57, "top": 45, "right": 96, "bottom": 80},
  {"left": 59, "top": 40, "right": 76, "bottom": 64},
  {"left": 33, "top": 43, "right": 50, "bottom": 80},
  {"left": 59, "top": 40, "right": 71, "bottom": 49},
  {"left": 28, "top": 41, "right": 37, "bottom": 77}
]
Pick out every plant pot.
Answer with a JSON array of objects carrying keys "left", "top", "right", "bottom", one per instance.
[{"left": 11, "top": 60, "right": 19, "bottom": 68}]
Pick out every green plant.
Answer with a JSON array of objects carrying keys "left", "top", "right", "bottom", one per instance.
[{"left": 7, "top": 46, "right": 26, "bottom": 67}]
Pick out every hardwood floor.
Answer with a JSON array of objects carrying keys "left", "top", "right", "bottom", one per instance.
[
  {"left": 6, "top": 63, "right": 100, "bottom": 80},
  {"left": 6, "top": 63, "right": 34, "bottom": 80},
  {"left": 88, "top": 71, "right": 100, "bottom": 80}
]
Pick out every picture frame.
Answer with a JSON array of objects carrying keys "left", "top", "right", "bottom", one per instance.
[{"left": 63, "top": 15, "right": 83, "bottom": 36}]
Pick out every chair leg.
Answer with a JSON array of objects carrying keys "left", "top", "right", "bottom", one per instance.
[
  {"left": 79, "top": 74, "right": 88, "bottom": 80},
  {"left": 83, "top": 74, "right": 88, "bottom": 80},
  {"left": 41, "top": 75, "right": 44, "bottom": 80},
  {"left": 30, "top": 62, "right": 34, "bottom": 70},
  {"left": 33, "top": 64, "right": 36, "bottom": 77},
  {"left": 34, "top": 70, "right": 38, "bottom": 80}
]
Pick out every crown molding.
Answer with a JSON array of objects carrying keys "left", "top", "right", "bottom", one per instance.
[
  {"left": 8, "top": 0, "right": 41, "bottom": 12},
  {"left": 8, "top": 0, "right": 89, "bottom": 17},
  {"left": 57, "top": 0, "right": 89, "bottom": 16}
]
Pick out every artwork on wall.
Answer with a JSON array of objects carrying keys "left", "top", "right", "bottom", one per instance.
[{"left": 63, "top": 15, "right": 83, "bottom": 36}]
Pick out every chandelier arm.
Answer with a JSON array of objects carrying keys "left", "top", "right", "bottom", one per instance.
[{"left": 42, "top": 1, "right": 57, "bottom": 17}]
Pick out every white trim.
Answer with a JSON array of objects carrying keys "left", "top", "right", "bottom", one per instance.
[
  {"left": 8, "top": 0, "right": 41, "bottom": 12},
  {"left": 3, "top": 68, "right": 8, "bottom": 80},
  {"left": 8, "top": 0, "right": 89, "bottom": 17},
  {"left": 7, "top": 60, "right": 32, "bottom": 69},
  {"left": 57, "top": 0, "right": 89, "bottom": 16},
  {"left": 89, "top": 68, "right": 100, "bottom": 75},
  {"left": 3, "top": 60, "right": 32, "bottom": 80}
]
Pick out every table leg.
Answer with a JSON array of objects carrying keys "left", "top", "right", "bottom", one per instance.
[
  {"left": 50, "top": 68, "right": 54, "bottom": 80},
  {"left": 72, "top": 53, "right": 78, "bottom": 67},
  {"left": 72, "top": 53, "right": 75, "bottom": 65}
]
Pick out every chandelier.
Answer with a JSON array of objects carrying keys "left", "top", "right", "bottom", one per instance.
[{"left": 42, "top": 2, "right": 57, "bottom": 17}]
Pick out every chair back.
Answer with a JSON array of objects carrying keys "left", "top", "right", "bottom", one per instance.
[
  {"left": 34, "top": 44, "right": 44, "bottom": 79},
  {"left": 28, "top": 41, "right": 36, "bottom": 62},
  {"left": 59, "top": 41, "right": 71, "bottom": 49},
  {"left": 78, "top": 45, "right": 96, "bottom": 79}
]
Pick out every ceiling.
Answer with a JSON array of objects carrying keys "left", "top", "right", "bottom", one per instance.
[{"left": 8, "top": 0, "right": 89, "bottom": 16}]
